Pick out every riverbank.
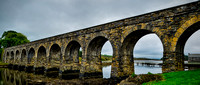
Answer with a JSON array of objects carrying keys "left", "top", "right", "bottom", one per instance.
[
  {"left": 0, "top": 62, "right": 8, "bottom": 68},
  {"left": 119, "top": 69, "right": 200, "bottom": 85},
  {"left": 143, "top": 69, "right": 200, "bottom": 85}
]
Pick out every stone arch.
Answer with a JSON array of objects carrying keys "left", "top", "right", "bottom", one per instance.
[
  {"left": 174, "top": 16, "right": 200, "bottom": 43},
  {"left": 15, "top": 50, "right": 20, "bottom": 64},
  {"left": 65, "top": 40, "right": 81, "bottom": 64},
  {"left": 49, "top": 43, "right": 61, "bottom": 68},
  {"left": 86, "top": 35, "right": 114, "bottom": 75},
  {"left": 87, "top": 36, "right": 109, "bottom": 63},
  {"left": 6, "top": 52, "right": 9, "bottom": 63},
  {"left": 28, "top": 48, "right": 35, "bottom": 64},
  {"left": 121, "top": 29, "right": 154, "bottom": 60},
  {"left": 160, "top": 16, "right": 200, "bottom": 72},
  {"left": 175, "top": 17, "right": 200, "bottom": 53},
  {"left": 120, "top": 29, "right": 163, "bottom": 75},
  {"left": 37, "top": 46, "right": 47, "bottom": 67},
  {"left": 175, "top": 21, "right": 200, "bottom": 69},
  {"left": 10, "top": 51, "right": 14, "bottom": 63},
  {"left": 21, "top": 49, "right": 26, "bottom": 63}
]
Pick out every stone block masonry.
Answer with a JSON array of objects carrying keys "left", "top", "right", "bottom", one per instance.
[{"left": 3, "top": 1, "right": 200, "bottom": 78}]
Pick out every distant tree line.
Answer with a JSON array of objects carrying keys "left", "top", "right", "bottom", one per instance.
[{"left": 161, "top": 55, "right": 188, "bottom": 61}]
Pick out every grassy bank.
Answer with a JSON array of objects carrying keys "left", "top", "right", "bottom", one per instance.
[
  {"left": 101, "top": 54, "right": 112, "bottom": 61},
  {"left": 143, "top": 69, "right": 200, "bottom": 85},
  {"left": 0, "top": 61, "right": 8, "bottom": 66}
]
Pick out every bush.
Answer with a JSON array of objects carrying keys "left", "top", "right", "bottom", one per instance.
[
  {"left": 131, "top": 72, "right": 136, "bottom": 77},
  {"left": 147, "top": 72, "right": 153, "bottom": 75}
]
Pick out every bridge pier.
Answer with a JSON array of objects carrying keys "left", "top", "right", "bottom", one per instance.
[
  {"left": 18, "top": 65, "right": 26, "bottom": 71},
  {"left": 60, "top": 70, "right": 80, "bottom": 79},
  {"left": 81, "top": 63, "right": 103, "bottom": 78},
  {"left": 12, "top": 65, "right": 19, "bottom": 70},
  {"left": 79, "top": 64, "right": 103, "bottom": 78},
  {"left": 45, "top": 67, "right": 60, "bottom": 78},
  {"left": 25, "top": 66, "right": 34, "bottom": 73},
  {"left": 79, "top": 63, "right": 103, "bottom": 78},
  {"left": 34, "top": 66, "right": 45, "bottom": 74},
  {"left": 60, "top": 63, "right": 81, "bottom": 79},
  {"left": 162, "top": 52, "right": 184, "bottom": 73}
]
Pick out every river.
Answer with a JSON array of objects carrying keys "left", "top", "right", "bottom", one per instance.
[
  {"left": 103, "top": 60, "right": 163, "bottom": 78},
  {"left": 0, "top": 60, "right": 183, "bottom": 85}
]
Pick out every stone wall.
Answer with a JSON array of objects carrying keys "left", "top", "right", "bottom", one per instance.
[{"left": 3, "top": 1, "right": 200, "bottom": 78}]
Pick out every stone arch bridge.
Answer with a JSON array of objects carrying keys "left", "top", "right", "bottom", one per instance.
[{"left": 3, "top": 1, "right": 200, "bottom": 78}]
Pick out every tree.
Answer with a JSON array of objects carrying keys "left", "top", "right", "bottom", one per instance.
[{"left": 0, "top": 30, "right": 30, "bottom": 61}]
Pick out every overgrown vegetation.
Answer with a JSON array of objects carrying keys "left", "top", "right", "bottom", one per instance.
[
  {"left": 0, "top": 48, "right": 3, "bottom": 61},
  {"left": 131, "top": 72, "right": 136, "bottom": 77},
  {"left": 147, "top": 72, "right": 153, "bottom": 75},
  {"left": 0, "top": 61, "right": 8, "bottom": 65},
  {"left": 143, "top": 69, "right": 200, "bottom": 85},
  {"left": 0, "top": 30, "right": 30, "bottom": 61}
]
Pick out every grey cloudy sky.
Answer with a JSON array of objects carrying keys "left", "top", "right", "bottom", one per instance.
[{"left": 0, "top": 0, "right": 199, "bottom": 59}]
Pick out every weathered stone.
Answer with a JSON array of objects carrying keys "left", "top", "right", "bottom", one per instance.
[{"left": 3, "top": 1, "right": 200, "bottom": 78}]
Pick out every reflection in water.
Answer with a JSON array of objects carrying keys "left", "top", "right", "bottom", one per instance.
[
  {"left": 0, "top": 68, "right": 118, "bottom": 85},
  {"left": 0, "top": 60, "right": 195, "bottom": 84},
  {"left": 102, "top": 60, "right": 163, "bottom": 78},
  {"left": 135, "top": 65, "right": 162, "bottom": 74},
  {"left": 0, "top": 60, "right": 166, "bottom": 85},
  {"left": 103, "top": 65, "right": 111, "bottom": 78}
]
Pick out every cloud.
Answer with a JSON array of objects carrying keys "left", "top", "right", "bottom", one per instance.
[
  {"left": 0, "top": 0, "right": 199, "bottom": 58},
  {"left": 184, "top": 30, "right": 200, "bottom": 55},
  {"left": 133, "top": 34, "right": 163, "bottom": 59}
]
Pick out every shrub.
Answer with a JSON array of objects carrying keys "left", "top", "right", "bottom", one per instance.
[
  {"left": 131, "top": 72, "right": 136, "bottom": 77},
  {"left": 147, "top": 72, "right": 153, "bottom": 75}
]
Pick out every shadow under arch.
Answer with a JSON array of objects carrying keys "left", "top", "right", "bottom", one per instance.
[
  {"left": 35, "top": 46, "right": 46, "bottom": 74},
  {"left": 61, "top": 40, "right": 82, "bottom": 79},
  {"left": 47, "top": 44, "right": 61, "bottom": 78},
  {"left": 49, "top": 43, "right": 61, "bottom": 68},
  {"left": 86, "top": 36, "right": 114, "bottom": 78},
  {"left": 21, "top": 49, "right": 26, "bottom": 63},
  {"left": 121, "top": 29, "right": 164, "bottom": 76},
  {"left": 175, "top": 21, "right": 200, "bottom": 70},
  {"left": 10, "top": 51, "right": 14, "bottom": 64},
  {"left": 6, "top": 52, "right": 9, "bottom": 63},
  {"left": 176, "top": 21, "right": 200, "bottom": 54},
  {"left": 15, "top": 50, "right": 20, "bottom": 64},
  {"left": 26, "top": 48, "right": 35, "bottom": 72},
  {"left": 65, "top": 40, "right": 81, "bottom": 64},
  {"left": 28, "top": 48, "right": 35, "bottom": 64},
  {"left": 37, "top": 46, "right": 47, "bottom": 67}
]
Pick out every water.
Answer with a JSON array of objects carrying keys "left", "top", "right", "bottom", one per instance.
[
  {"left": 102, "top": 60, "right": 163, "bottom": 78},
  {"left": 134, "top": 60, "right": 162, "bottom": 74},
  {"left": 0, "top": 60, "right": 164, "bottom": 84},
  {"left": 102, "top": 65, "right": 111, "bottom": 78}
]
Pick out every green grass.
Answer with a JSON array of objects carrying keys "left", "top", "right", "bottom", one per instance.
[
  {"left": 143, "top": 69, "right": 200, "bottom": 85},
  {"left": 0, "top": 61, "right": 8, "bottom": 65},
  {"left": 101, "top": 55, "right": 112, "bottom": 61}
]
